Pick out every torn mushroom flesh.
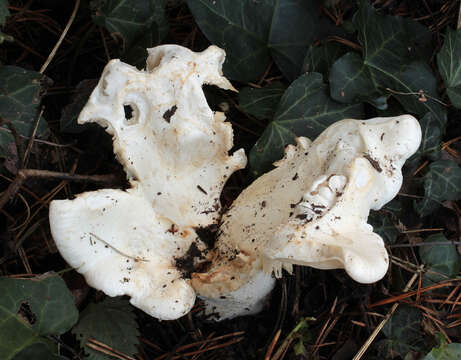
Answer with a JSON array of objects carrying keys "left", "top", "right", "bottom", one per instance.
[
  {"left": 49, "top": 44, "right": 422, "bottom": 321},
  {"left": 191, "top": 115, "right": 421, "bottom": 319},
  {"left": 49, "top": 45, "right": 246, "bottom": 320}
]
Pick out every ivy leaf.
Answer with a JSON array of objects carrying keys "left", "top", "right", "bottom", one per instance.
[
  {"left": 354, "top": 0, "right": 431, "bottom": 77},
  {"left": 377, "top": 305, "right": 425, "bottom": 358},
  {"left": 389, "top": 61, "right": 445, "bottom": 129},
  {"left": 302, "top": 41, "right": 348, "bottom": 80},
  {"left": 329, "top": 51, "right": 380, "bottom": 104},
  {"left": 416, "top": 160, "right": 461, "bottom": 216},
  {"left": 249, "top": 72, "right": 363, "bottom": 176},
  {"left": 329, "top": 0, "right": 445, "bottom": 127},
  {"left": 267, "top": 0, "right": 337, "bottom": 81},
  {"left": 92, "top": 0, "right": 168, "bottom": 50},
  {"left": 60, "top": 79, "right": 98, "bottom": 133},
  {"left": 0, "top": 0, "right": 9, "bottom": 25},
  {"left": 437, "top": 27, "right": 461, "bottom": 108},
  {"left": 368, "top": 211, "right": 400, "bottom": 244},
  {"left": 419, "top": 233, "right": 461, "bottom": 284},
  {"left": 187, "top": 0, "right": 273, "bottom": 82},
  {"left": 238, "top": 82, "right": 286, "bottom": 120},
  {"left": 187, "top": 0, "right": 336, "bottom": 82},
  {"left": 410, "top": 112, "right": 441, "bottom": 162},
  {"left": 72, "top": 297, "right": 139, "bottom": 360},
  {"left": 0, "top": 66, "right": 49, "bottom": 158},
  {"left": 0, "top": 274, "right": 78, "bottom": 360},
  {"left": 13, "top": 343, "right": 65, "bottom": 360},
  {"left": 424, "top": 343, "right": 461, "bottom": 360}
]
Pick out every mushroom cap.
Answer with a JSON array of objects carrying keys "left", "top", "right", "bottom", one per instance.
[
  {"left": 78, "top": 45, "right": 246, "bottom": 228},
  {"left": 192, "top": 115, "right": 421, "bottom": 319},
  {"left": 264, "top": 115, "right": 421, "bottom": 283},
  {"left": 50, "top": 186, "right": 197, "bottom": 320},
  {"left": 49, "top": 45, "right": 246, "bottom": 320}
]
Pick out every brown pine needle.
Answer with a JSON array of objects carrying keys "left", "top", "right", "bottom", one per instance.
[
  {"left": 87, "top": 338, "right": 136, "bottom": 360},
  {"left": 40, "top": 0, "right": 80, "bottom": 73},
  {"left": 352, "top": 267, "right": 422, "bottom": 360},
  {"left": 369, "top": 281, "right": 456, "bottom": 308},
  {"left": 265, "top": 329, "right": 282, "bottom": 360}
]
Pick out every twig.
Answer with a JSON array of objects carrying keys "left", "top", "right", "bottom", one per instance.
[
  {"left": 389, "top": 241, "right": 461, "bottom": 248},
  {"left": 87, "top": 338, "right": 135, "bottom": 360},
  {"left": 327, "top": 35, "right": 362, "bottom": 51},
  {"left": 99, "top": 26, "right": 111, "bottom": 61},
  {"left": 0, "top": 126, "right": 77, "bottom": 148},
  {"left": 89, "top": 232, "right": 149, "bottom": 263},
  {"left": 0, "top": 117, "right": 24, "bottom": 168},
  {"left": 271, "top": 317, "right": 316, "bottom": 360},
  {"left": 400, "top": 228, "right": 444, "bottom": 234},
  {"left": 264, "top": 329, "right": 281, "bottom": 360},
  {"left": 458, "top": 0, "right": 461, "bottom": 29},
  {"left": 40, "top": 0, "right": 81, "bottom": 73},
  {"left": 385, "top": 87, "right": 449, "bottom": 106},
  {"left": 352, "top": 266, "right": 423, "bottom": 360},
  {"left": 23, "top": 107, "right": 44, "bottom": 167},
  {"left": 0, "top": 168, "right": 120, "bottom": 211},
  {"left": 154, "top": 332, "right": 245, "bottom": 360},
  {"left": 368, "top": 281, "right": 456, "bottom": 308}
]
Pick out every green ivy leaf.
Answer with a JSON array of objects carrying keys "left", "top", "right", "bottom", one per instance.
[
  {"left": 329, "top": 0, "right": 445, "bottom": 128},
  {"left": 13, "top": 343, "right": 65, "bottom": 360},
  {"left": 424, "top": 343, "right": 461, "bottom": 360},
  {"left": 419, "top": 233, "right": 461, "bottom": 284},
  {"left": 354, "top": 0, "right": 431, "bottom": 78},
  {"left": 187, "top": 0, "right": 336, "bottom": 82},
  {"left": 377, "top": 305, "right": 425, "bottom": 358},
  {"left": 249, "top": 72, "right": 363, "bottom": 176},
  {"left": 0, "top": 66, "right": 49, "bottom": 158},
  {"left": 267, "top": 0, "right": 336, "bottom": 81},
  {"left": 238, "top": 82, "right": 286, "bottom": 120},
  {"left": 437, "top": 28, "right": 461, "bottom": 108},
  {"left": 0, "top": 0, "right": 9, "bottom": 26},
  {"left": 92, "top": 0, "right": 168, "bottom": 50},
  {"left": 329, "top": 51, "right": 379, "bottom": 104},
  {"left": 368, "top": 211, "right": 400, "bottom": 244},
  {"left": 409, "top": 112, "right": 441, "bottom": 163},
  {"left": 60, "top": 79, "right": 97, "bottom": 133},
  {"left": 72, "top": 297, "right": 139, "bottom": 360},
  {"left": 302, "top": 41, "right": 348, "bottom": 80},
  {"left": 0, "top": 274, "right": 78, "bottom": 360},
  {"left": 416, "top": 160, "right": 461, "bottom": 216}
]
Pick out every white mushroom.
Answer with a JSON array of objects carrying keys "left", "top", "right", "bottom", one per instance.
[
  {"left": 192, "top": 115, "right": 421, "bottom": 319},
  {"left": 78, "top": 45, "right": 246, "bottom": 228},
  {"left": 49, "top": 185, "right": 197, "bottom": 320},
  {"left": 49, "top": 43, "right": 422, "bottom": 322},
  {"left": 49, "top": 45, "right": 246, "bottom": 320}
]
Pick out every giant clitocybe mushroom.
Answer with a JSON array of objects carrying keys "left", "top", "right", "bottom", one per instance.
[
  {"left": 192, "top": 115, "right": 421, "bottom": 319},
  {"left": 49, "top": 45, "right": 422, "bottom": 321},
  {"left": 49, "top": 45, "right": 247, "bottom": 320}
]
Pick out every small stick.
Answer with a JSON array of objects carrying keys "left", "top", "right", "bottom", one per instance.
[
  {"left": 352, "top": 266, "right": 423, "bottom": 360},
  {"left": 87, "top": 338, "right": 135, "bottom": 360},
  {"left": 0, "top": 117, "right": 24, "bottom": 167},
  {"left": 389, "top": 241, "right": 461, "bottom": 248},
  {"left": 401, "top": 228, "right": 444, "bottom": 234},
  {"left": 89, "top": 232, "right": 149, "bottom": 263},
  {"left": 23, "top": 107, "right": 44, "bottom": 167},
  {"left": 264, "top": 329, "right": 281, "bottom": 360},
  {"left": 458, "top": 0, "right": 461, "bottom": 29},
  {"left": 40, "top": 0, "right": 81, "bottom": 73},
  {"left": 0, "top": 168, "right": 120, "bottom": 211}
]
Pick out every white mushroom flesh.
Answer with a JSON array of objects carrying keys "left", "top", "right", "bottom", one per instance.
[
  {"left": 192, "top": 115, "right": 421, "bottom": 318},
  {"left": 49, "top": 43, "right": 422, "bottom": 322},
  {"left": 49, "top": 45, "right": 247, "bottom": 320}
]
